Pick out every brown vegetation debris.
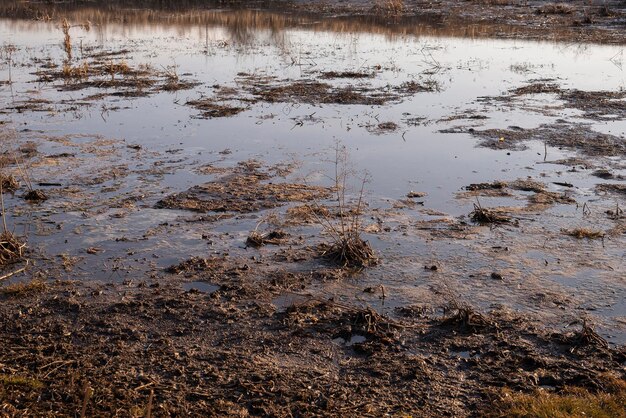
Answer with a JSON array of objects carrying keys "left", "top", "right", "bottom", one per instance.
[
  {"left": 510, "top": 82, "right": 562, "bottom": 95},
  {"left": 186, "top": 98, "right": 246, "bottom": 118},
  {"left": 529, "top": 191, "right": 575, "bottom": 206},
  {"left": 470, "top": 202, "right": 512, "bottom": 224},
  {"left": 466, "top": 181, "right": 507, "bottom": 191},
  {"left": 472, "top": 123, "right": 625, "bottom": 157},
  {"left": 319, "top": 71, "right": 374, "bottom": 79},
  {"left": 156, "top": 175, "right": 331, "bottom": 214},
  {"left": 564, "top": 228, "right": 605, "bottom": 240},
  {"left": 23, "top": 189, "right": 48, "bottom": 202},
  {"left": 0, "top": 279, "right": 46, "bottom": 297},
  {"left": 246, "top": 230, "right": 288, "bottom": 248},
  {"left": 497, "top": 380, "right": 626, "bottom": 418},
  {"left": 536, "top": 3, "right": 574, "bottom": 15},
  {"left": 248, "top": 80, "right": 394, "bottom": 105},
  {"left": 318, "top": 235, "right": 377, "bottom": 268},
  {"left": 0, "top": 174, "right": 19, "bottom": 192},
  {"left": 441, "top": 301, "right": 495, "bottom": 331},
  {"left": 596, "top": 183, "right": 626, "bottom": 196},
  {"left": 0, "top": 231, "right": 26, "bottom": 267},
  {"left": 286, "top": 204, "right": 332, "bottom": 224},
  {"left": 165, "top": 256, "right": 215, "bottom": 274}
]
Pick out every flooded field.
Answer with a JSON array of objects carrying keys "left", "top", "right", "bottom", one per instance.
[{"left": 0, "top": 2, "right": 625, "bottom": 416}]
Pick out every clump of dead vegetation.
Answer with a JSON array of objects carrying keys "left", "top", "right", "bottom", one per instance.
[
  {"left": 186, "top": 98, "right": 246, "bottom": 118},
  {"left": 498, "top": 375, "right": 626, "bottom": 417},
  {"left": 470, "top": 201, "right": 512, "bottom": 225},
  {"left": 0, "top": 230, "right": 25, "bottom": 268},
  {"left": 316, "top": 143, "right": 377, "bottom": 269},
  {"left": 0, "top": 279, "right": 46, "bottom": 297},
  {"left": 372, "top": 0, "right": 404, "bottom": 15},
  {"left": 441, "top": 300, "right": 495, "bottom": 332},
  {"left": 563, "top": 227, "right": 605, "bottom": 240},
  {"left": 246, "top": 229, "right": 288, "bottom": 248},
  {"left": 0, "top": 174, "right": 19, "bottom": 192},
  {"left": 535, "top": 2, "right": 574, "bottom": 15},
  {"left": 0, "top": 185, "right": 26, "bottom": 268}
]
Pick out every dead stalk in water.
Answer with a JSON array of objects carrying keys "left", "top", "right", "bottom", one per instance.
[
  {"left": 62, "top": 18, "right": 72, "bottom": 62},
  {"left": 308, "top": 141, "right": 377, "bottom": 268}
]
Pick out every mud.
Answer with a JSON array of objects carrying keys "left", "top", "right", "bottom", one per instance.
[{"left": 0, "top": 1, "right": 625, "bottom": 416}]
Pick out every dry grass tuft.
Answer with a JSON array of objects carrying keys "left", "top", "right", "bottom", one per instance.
[
  {"left": 536, "top": 3, "right": 574, "bottom": 15},
  {"left": 246, "top": 230, "right": 288, "bottom": 248},
  {"left": 0, "top": 174, "right": 19, "bottom": 192},
  {"left": 0, "top": 279, "right": 46, "bottom": 297},
  {"left": 319, "top": 234, "right": 377, "bottom": 269},
  {"left": 0, "top": 231, "right": 26, "bottom": 267},
  {"left": 441, "top": 301, "right": 494, "bottom": 330},
  {"left": 61, "top": 18, "right": 72, "bottom": 61},
  {"left": 470, "top": 202, "right": 511, "bottom": 224},
  {"left": 373, "top": 0, "right": 404, "bottom": 15},
  {"left": 0, "top": 374, "right": 44, "bottom": 390},
  {"left": 499, "top": 377, "right": 626, "bottom": 418}
]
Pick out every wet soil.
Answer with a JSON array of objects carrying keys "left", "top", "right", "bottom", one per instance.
[
  {"left": 1, "top": 262, "right": 624, "bottom": 417},
  {"left": 0, "top": 1, "right": 625, "bottom": 416}
]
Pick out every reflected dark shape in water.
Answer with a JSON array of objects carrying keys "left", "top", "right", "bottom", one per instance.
[{"left": 0, "top": 0, "right": 531, "bottom": 45}]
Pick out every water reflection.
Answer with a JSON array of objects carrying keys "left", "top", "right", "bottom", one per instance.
[{"left": 1, "top": 2, "right": 532, "bottom": 44}]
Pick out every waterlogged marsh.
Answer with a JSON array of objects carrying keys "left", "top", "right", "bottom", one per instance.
[{"left": 0, "top": 5, "right": 625, "bottom": 416}]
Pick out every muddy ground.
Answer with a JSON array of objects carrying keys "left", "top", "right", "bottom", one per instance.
[{"left": 0, "top": 0, "right": 625, "bottom": 417}]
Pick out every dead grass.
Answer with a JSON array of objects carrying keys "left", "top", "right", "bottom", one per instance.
[
  {"left": 498, "top": 377, "right": 626, "bottom": 418},
  {"left": 373, "top": 0, "right": 404, "bottom": 15},
  {"left": 0, "top": 279, "right": 46, "bottom": 297},
  {"left": 0, "top": 231, "right": 26, "bottom": 267},
  {"left": 246, "top": 230, "right": 288, "bottom": 247},
  {"left": 186, "top": 98, "right": 246, "bottom": 118},
  {"left": 536, "top": 3, "right": 574, "bottom": 15},
  {"left": 470, "top": 202, "right": 512, "bottom": 224},
  {"left": 564, "top": 228, "right": 605, "bottom": 240},
  {"left": 319, "top": 234, "right": 377, "bottom": 269},
  {"left": 0, "top": 174, "right": 19, "bottom": 192},
  {"left": 0, "top": 374, "right": 44, "bottom": 390},
  {"left": 61, "top": 18, "right": 72, "bottom": 61}
]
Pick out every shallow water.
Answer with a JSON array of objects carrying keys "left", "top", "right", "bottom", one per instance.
[{"left": 0, "top": 8, "right": 625, "bottom": 342}]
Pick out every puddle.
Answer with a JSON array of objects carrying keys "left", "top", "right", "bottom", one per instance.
[
  {"left": 0, "top": 5, "right": 624, "bottom": 343},
  {"left": 182, "top": 281, "right": 219, "bottom": 294}
]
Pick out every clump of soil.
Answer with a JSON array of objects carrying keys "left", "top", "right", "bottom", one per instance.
[{"left": 156, "top": 175, "right": 331, "bottom": 213}]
